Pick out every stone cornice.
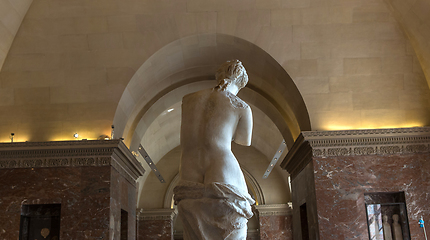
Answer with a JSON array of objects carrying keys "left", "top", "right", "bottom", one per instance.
[
  {"left": 255, "top": 204, "right": 292, "bottom": 216},
  {"left": 281, "top": 127, "right": 430, "bottom": 179},
  {"left": 137, "top": 208, "right": 177, "bottom": 221},
  {"left": 0, "top": 140, "right": 145, "bottom": 185}
]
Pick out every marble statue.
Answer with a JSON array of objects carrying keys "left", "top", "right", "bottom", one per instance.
[
  {"left": 383, "top": 215, "right": 393, "bottom": 240},
  {"left": 392, "top": 214, "right": 403, "bottom": 240},
  {"left": 173, "top": 60, "right": 254, "bottom": 240}
]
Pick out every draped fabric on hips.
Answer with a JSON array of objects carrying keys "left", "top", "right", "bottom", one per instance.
[{"left": 174, "top": 180, "right": 255, "bottom": 240}]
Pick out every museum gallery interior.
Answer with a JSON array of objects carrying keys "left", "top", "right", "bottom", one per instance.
[{"left": 1, "top": 0, "right": 430, "bottom": 239}]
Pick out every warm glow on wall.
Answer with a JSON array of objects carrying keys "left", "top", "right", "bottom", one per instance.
[
  {"left": 50, "top": 136, "right": 98, "bottom": 142},
  {"left": 0, "top": 134, "right": 29, "bottom": 143},
  {"left": 325, "top": 125, "right": 355, "bottom": 131},
  {"left": 325, "top": 123, "right": 425, "bottom": 131},
  {"left": 49, "top": 131, "right": 113, "bottom": 142}
]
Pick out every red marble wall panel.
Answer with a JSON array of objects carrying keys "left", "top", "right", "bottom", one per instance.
[
  {"left": 313, "top": 153, "right": 430, "bottom": 240},
  {"left": 291, "top": 161, "right": 319, "bottom": 240},
  {"left": 259, "top": 215, "right": 293, "bottom": 240},
  {"left": 110, "top": 167, "right": 137, "bottom": 240},
  {"left": 0, "top": 166, "right": 111, "bottom": 239},
  {"left": 137, "top": 219, "right": 173, "bottom": 240}
]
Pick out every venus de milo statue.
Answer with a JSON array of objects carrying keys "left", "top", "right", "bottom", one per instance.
[{"left": 173, "top": 60, "right": 254, "bottom": 240}]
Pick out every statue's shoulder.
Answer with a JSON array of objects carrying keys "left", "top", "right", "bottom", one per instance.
[
  {"left": 182, "top": 89, "right": 211, "bottom": 102},
  {"left": 225, "top": 91, "right": 249, "bottom": 109}
]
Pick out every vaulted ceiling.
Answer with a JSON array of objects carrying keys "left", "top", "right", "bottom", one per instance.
[{"left": 1, "top": 0, "right": 430, "bottom": 207}]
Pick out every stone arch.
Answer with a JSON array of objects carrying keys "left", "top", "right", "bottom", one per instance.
[{"left": 113, "top": 33, "right": 311, "bottom": 153}]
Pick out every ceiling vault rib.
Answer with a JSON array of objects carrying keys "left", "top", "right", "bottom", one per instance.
[{"left": 138, "top": 144, "right": 166, "bottom": 183}]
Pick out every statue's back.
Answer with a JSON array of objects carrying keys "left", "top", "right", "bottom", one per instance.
[{"left": 179, "top": 88, "right": 247, "bottom": 189}]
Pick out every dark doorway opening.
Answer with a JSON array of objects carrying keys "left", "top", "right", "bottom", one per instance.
[
  {"left": 19, "top": 204, "right": 61, "bottom": 240},
  {"left": 300, "top": 203, "right": 309, "bottom": 240},
  {"left": 121, "top": 209, "right": 128, "bottom": 240}
]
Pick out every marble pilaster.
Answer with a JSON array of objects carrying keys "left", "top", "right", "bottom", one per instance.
[
  {"left": 281, "top": 127, "right": 430, "bottom": 240},
  {"left": 255, "top": 204, "right": 293, "bottom": 240},
  {"left": 0, "top": 140, "right": 145, "bottom": 240},
  {"left": 137, "top": 208, "right": 177, "bottom": 240}
]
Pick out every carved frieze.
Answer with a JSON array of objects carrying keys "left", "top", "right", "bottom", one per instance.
[
  {"left": 137, "top": 208, "right": 177, "bottom": 221},
  {"left": 255, "top": 204, "right": 292, "bottom": 217},
  {"left": 0, "top": 140, "right": 145, "bottom": 185},
  {"left": 301, "top": 127, "right": 429, "bottom": 158},
  {"left": 281, "top": 127, "right": 430, "bottom": 179}
]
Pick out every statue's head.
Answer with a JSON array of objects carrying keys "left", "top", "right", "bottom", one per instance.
[{"left": 215, "top": 59, "right": 248, "bottom": 91}]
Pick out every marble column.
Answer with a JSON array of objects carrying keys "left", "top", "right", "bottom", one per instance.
[
  {"left": 281, "top": 127, "right": 430, "bottom": 240},
  {"left": 0, "top": 140, "right": 145, "bottom": 240},
  {"left": 137, "top": 208, "right": 177, "bottom": 240},
  {"left": 255, "top": 204, "right": 293, "bottom": 240}
]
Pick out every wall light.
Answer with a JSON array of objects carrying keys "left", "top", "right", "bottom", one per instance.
[
  {"left": 10, "top": 133, "right": 14, "bottom": 143},
  {"left": 73, "top": 133, "right": 79, "bottom": 139}
]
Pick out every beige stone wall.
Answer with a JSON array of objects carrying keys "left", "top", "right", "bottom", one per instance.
[
  {"left": 384, "top": 0, "right": 430, "bottom": 87},
  {"left": 0, "top": 0, "right": 429, "bottom": 144},
  {"left": 0, "top": 0, "right": 32, "bottom": 70}
]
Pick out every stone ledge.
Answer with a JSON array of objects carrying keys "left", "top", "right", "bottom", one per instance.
[
  {"left": 281, "top": 127, "right": 430, "bottom": 179},
  {"left": 255, "top": 203, "right": 292, "bottom": 216},
  {"left": 0, "top": 140, "right": 145, "bottom": 185},
  {"left": 137, "top": 208, "right": 177, "bottom": 221}
]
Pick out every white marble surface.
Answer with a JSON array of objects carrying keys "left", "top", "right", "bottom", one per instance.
[{"left": 175, "top": 60, "right": 254, "bottom": 239}]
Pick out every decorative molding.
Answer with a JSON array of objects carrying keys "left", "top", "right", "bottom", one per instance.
[
  {"left": 0, "top": 157, "right": 111, "bottom": 169},
  {"left": 255, "top": 204, "right": 292, "bottom": 217},
  {"left": 301, "top": 127, "right": 430, "bottom": 138},
  {"left": 137, "top": 208, "right": 177, "bottom": 221},
  {"left": 0, "top": 140, "right": 145, "bottom": 185},
  {"left": 174, "top": 229, "right": 259, "bottom": 239},
  {"left": 0, "top": 139, "right": 120, "bottom": 148},
  {"left": 281, "top": 127, "right": 430, "bottom": 179}
]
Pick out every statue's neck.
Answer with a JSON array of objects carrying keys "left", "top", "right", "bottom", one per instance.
[{"left": 225, "top": 83, "right": 239, "bottom": 96}]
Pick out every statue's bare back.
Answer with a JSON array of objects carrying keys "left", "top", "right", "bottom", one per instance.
[{"left": 180, "top": 88, "right": 252, "bottom": 193}]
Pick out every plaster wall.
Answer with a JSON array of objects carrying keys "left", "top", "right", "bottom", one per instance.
[{"left": 0, "top": 0, "right": 429, "bottom": 144}]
